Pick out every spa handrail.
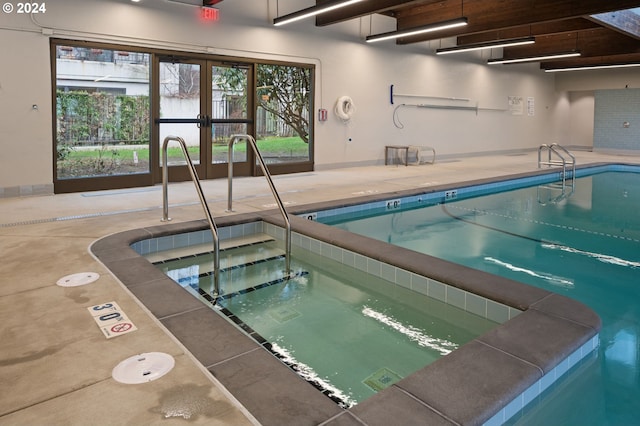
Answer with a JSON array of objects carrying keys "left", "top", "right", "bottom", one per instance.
[
  {"left": 227, "top": 134, "right": 291, "bottom": 273},
  {"left": 161, "top": 135, "right": 220, "bottom": 298}
]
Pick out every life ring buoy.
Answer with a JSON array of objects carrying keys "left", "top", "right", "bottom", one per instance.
[{"left": 335, "top": 96, "right": 355, "bottom": 121}]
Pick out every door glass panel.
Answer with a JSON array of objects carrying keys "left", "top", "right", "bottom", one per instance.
[
  {"left": 159, "top": 62, "right": 201, "bottom": 166},
  {"left": 55, "top": 46, "right": 150, "bottom": 179},
  {"left": 256, "top": 64, "right": 311, "bottom": 164},
  {"left": 212, "top": 123, "right": 248, "bottom": 164},
  {"left": 211, "top": 65, "right": 248, "bottom": 164}
]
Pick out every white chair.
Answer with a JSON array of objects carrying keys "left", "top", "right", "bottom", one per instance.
[{"left": 408, "top": 146, "right": 436, "bottom": 165}]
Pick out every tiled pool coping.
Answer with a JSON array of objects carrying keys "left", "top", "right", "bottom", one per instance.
[
  {"left": 302, "top": 162, "right": 640, "bottom": 223},
  {"left": 91, "top": 165, "right": 606, "bottom": 425}
]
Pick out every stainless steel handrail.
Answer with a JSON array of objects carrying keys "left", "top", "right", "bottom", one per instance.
[
  {"left": 538, "top": 143, "right": 576, "bottom": 190},
  {"left": 161, "top": 136, "right": 220, "bottom": 297},
  {"left": 537, "top": 182, "right": 575, "bottom": 205},
  {"left": 551, "top": 143, "right": 576, "bottom": 171},
  {"left": 227, "top": 134, "right": 292, "bottom": 273}
]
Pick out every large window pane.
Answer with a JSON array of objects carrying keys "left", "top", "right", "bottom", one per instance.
[
  {"left": 256, "top": 64, "right": 311, "bottom": 164},
  {"left": 56, "top": 46, "right": 150, "bottom": 179},
  {"left": 159, "top": 62, "right": 201, "bottom": 166},
  {"left": 212, "top": 65, "right": 249, "bottom": 164}
]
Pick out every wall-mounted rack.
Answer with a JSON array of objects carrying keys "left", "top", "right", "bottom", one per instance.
[
  {"left": 390, "top": 84, "right": 469, "bottom": 104},
  {"left": 390, "top": 84, "right": 507, "bottom": 128},
  {"left": 415, "top": 102, "right": 506, "bottom": 114}
]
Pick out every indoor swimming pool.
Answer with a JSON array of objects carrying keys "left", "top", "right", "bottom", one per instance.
[
  {"left": 92, "top": 166, "right": 603, "bottom": 425},
  {"left": 315, "top": 166, "right": 640, "bottom": 425},
  {"left": 147, "top": 237, "right": 499, "bottom": 407}
]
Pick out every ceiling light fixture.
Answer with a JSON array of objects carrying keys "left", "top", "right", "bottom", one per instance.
[
  {"left": 487, "top": 52, "right": 581, "bottom": 65},
  {"left": 366, "top": 17, "right": 468, "bottom": 43},
  {"left": 436, "top": 36, "right": 535, "bottom": 55},
  {"left": 545, "top": 62, "right": 640, "bottom": 72},
  {"left": 273, "top": 0, "right": 364, "bottom": 27}
]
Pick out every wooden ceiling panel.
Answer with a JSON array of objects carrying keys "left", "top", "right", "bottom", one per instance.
[
  {"left": 315, "top": 0, "right": 431, "bottom": 26},
  {"left": 502, "top": 28, "right": 640, "bottom": 59},
  {"left": 456, "top": 18, "right": 600, "bottom": 45},
  {"left": 542, "top": 52, "right": 640, "bottom": 70},
  {"left": 308, "top": 0, "right": 640, "bottom": 69},
  {"left": 396, "top": 0, "right": 640, "bottom": 44}
]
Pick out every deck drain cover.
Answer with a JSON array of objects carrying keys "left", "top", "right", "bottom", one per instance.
[
  {"left": 56, "top": 272, "right": 100, "bottom": 287},
  {"left": 112, "top": 352, "right": 175, "bottom": 384}
]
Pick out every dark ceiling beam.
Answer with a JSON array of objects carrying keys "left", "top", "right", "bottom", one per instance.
[
  {"left": 588, "top": 9, "right": 640, "bottom": 40},
  {"left": 501, "top": 28, "right": 640, "bottom": 59},
  {"left": 314, "top": 0, "right": 427, "bottom": 26},
  {"left": 456, "top": 18, "right": 600, "bottom": 45},
  {"left": 541, "top": 52, "right": 640, "bottom": 70},
  {"left": 395, "top": 0, "right": 640, "bottom": 44},
  {"left": 309, "top": 0, "right": 640, "bottom": 69}
]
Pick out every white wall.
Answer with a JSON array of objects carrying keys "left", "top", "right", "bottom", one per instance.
[
  {"left": 525, "top": 70, "right": 640, "bottom": 155},
  {"left": 0, "top": 0, "right": 590, "bottom": 194},
  {"left": 568, "top": 92, "right": 595, "bottom": 148},
  {"left": 0, "top": 29, "right": 52, "bottom": 192},
  {"left": 554, "top": 68, "right": 640, "bottom": 151},
  {"left": 556, "top": 68, "right": 640, "bottom": 92}
]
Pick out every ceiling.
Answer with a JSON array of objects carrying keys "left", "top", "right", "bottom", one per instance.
[{"left": 314, "top": 0, "right": 640, "bottom": 71}]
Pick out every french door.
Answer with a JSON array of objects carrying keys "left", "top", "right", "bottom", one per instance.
[{"left": 154, "top": 56, "right": 254, "bottom": 182}]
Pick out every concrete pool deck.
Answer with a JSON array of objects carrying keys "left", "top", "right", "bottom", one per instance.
[{"left": 1, "top": 149, "right": 638, "bottom": 425}]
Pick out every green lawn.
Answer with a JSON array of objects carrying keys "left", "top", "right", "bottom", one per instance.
[{"left": 63, "top": 136, "right": 308, "bottom": 161}]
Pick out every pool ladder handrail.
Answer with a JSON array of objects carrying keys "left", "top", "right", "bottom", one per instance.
[
  {"left": 161, "top": 135, "right": 220, "bottom": 298},
  {"left": 538, "top": 143, "right": 576, "bottom": 187},
  {"left": 537, "top": 143, "right": 576, "bottom": 205},
  {"left": 536, "top": 181, "right": 575, "bottom": 205},
  {"left": 226, "top": 134, "right": 291, "bottom": 274}
]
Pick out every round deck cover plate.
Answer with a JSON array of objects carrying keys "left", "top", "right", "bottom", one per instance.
[
  {"left": 112, "top": 352, "right": 175, "bottom": 384},
  {"left": 56, "top": 272, "right": 100, "bottom": 287}
]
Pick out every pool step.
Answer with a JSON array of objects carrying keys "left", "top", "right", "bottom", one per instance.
[
  {"left": 218, "top": 238, "right": 284, "bottom": 270},
  {"left": 182, "top": 250, "right": 293, "bottom": 297},
  {"left": 152, "top": 237, "right": 292, "bottom": 296},
  {"left": 144, "top": 233, "right": 277, "bottom": 264},
  {"left": 202, "top": 259, "right": 307, "bottom": 302}
]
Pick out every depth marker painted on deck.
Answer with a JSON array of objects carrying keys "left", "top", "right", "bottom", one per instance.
[
  {"left": 302, "top": 212, "right": 317, "bottom": 221},
  {"left": 386, "top": 199, "right": 401, "bottom": 210},
  {"left": 87, "top": 301, "right": 137, "bottom": 339}
]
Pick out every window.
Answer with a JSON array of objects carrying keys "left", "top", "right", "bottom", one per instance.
[
  {"left": 256, "top": 63, "right": 312, "bottom": 164},
  {"left": 52, "top": 41, "right": 313, "bottom": 194},
  {"left": 55, "top": 45, "right": 151, "bottom": 180}
]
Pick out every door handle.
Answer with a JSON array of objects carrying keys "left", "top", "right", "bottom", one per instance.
[
  {"left": 197, "top": 114, "right": 212, "bottom": 128},
  {"left": 155, "top": 116, "right": 211, "bottom": 126}
]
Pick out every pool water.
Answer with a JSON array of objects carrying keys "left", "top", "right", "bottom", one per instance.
[
  {"left": 321, "top": 171, "right": 640, "bottom": 424},
  {"left": 151, "top": 240, "right": 498, "bottom": 407}
]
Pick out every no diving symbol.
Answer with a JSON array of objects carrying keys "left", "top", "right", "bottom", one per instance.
[
  {"left": 111, "top": 323, "right": 133, "bottom": 333},
  {"left": 88, "top": 302, "right": 138, "bottom": 339}
]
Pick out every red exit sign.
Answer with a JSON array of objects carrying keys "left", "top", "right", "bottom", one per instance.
[{"left": 200, "top": 7, "right": 219, "bottom": 22}]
